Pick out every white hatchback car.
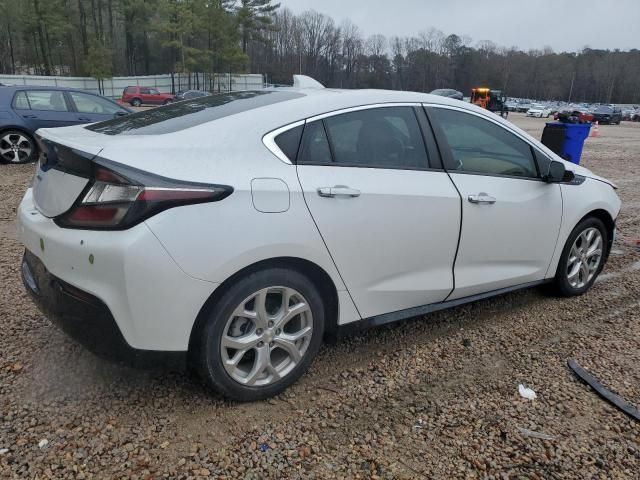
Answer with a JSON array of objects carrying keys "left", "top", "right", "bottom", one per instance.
[{"left": 18, "top": 77, "right": 620, "bottom": 401}]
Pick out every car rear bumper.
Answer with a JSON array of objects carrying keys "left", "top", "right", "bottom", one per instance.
[
  {"left": 21, "top": 250, "right": 185, "bottom": 368},
  {"left": 17, "top": 188, "right": 217, "bottom": 353}
]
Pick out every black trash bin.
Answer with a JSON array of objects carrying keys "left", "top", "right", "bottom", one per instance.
[{"left": 541, "top": 123, "right": 567, "bottom": 158}]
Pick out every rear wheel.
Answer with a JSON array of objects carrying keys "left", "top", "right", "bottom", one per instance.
[
  {"left": 552, "top": 217, "right": 608, "bottom": 297},
  {"left": 0, "top": 130, "right": 36, "bottom": 164},
  {"left": 195, "top": 268, "right": 325, "bottom": 401},
  {"left": 131, "top": 98, "right": 142, "bottom": 107}
]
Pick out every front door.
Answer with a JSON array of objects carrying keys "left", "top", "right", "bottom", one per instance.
[
  {"left": 427, "top": 106, "right": 563, "bottom": 299},
  {"left": 296, "top": 105, "right": 461, "bottom": 319}
]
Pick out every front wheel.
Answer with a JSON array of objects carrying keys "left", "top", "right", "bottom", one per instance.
[
  {"left": 552, "top": 217, "right": 608, "bottom": 297},
  {"left": 195, "top": 268, "right": 325, "bottom": 401}
]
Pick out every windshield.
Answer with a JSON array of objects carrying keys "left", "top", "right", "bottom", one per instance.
[
  {"left": 86, "top": 90, "right": 304, "bottom": 135},
  {"left": 594, "top": 106, "right": 613, "bottom": 114}
]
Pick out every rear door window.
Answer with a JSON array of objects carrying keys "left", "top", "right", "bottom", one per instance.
[
  {"left": 298, "top": 121, "right": 332, "bottom": 164},
  {"left": 321, "top": 106, "right": 430, "bottom": 169},
  {"left": 24, "top": 91, "right": 70, "bottom": 112}
]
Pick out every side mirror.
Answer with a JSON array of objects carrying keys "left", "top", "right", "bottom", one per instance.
[
  {"left": 114, "top": 111, "right": 128, "bottom": 117},
  {"left": 545, "top": 160, "right": 574, "bottom": 183}
]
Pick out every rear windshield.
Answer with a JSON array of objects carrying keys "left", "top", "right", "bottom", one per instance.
[
  {"left": 594, "top": 106, "right": 613, "bottom": 113},
  {"left": 86, "top": 90, "right": 304, "bottom": 135}
]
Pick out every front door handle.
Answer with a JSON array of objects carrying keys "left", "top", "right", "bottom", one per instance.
[
  {"left": 317, "top": 186, "right": 361, "bottom": 198},
  {"left": 22, "top": 114, "right": 37, "bottom": 119},
  {"left": 468, "top": 192, "right": 496, "bottom": 204},
  {"left": 78, "top": 117, "right": 92, "bottom": 122}
]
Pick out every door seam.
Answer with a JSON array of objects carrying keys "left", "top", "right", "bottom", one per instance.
[{"left": 294, "top": 165, "right": 363, "bottom": 320}]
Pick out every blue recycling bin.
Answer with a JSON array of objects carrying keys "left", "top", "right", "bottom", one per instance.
[{"left": 541, "top": 122, "right": 591, "bottom": 165}]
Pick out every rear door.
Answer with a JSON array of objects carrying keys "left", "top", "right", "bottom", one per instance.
[
  {"left": 426, "top": 105, "right": 562, "bottom": 299},
  {"left": 12, "top": 90, "right": 78, "bottom": 130},
  {"left": 295, "top": 105, "right": 461, "bottom": 319}
]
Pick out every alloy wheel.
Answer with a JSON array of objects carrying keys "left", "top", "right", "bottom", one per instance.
[
  {"left": 221, "top": 286, "right": 313, "bottom": 387},
  {"left": 566, "top": 227, "right": 603, "bottom": 289},
  {"left": 0, "top": 133, "right": 33, "bottom": 163}
]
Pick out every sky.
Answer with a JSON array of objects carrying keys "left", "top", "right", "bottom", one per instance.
[{"left": 278, "top": 0, "right": 639, "bottom": 53}]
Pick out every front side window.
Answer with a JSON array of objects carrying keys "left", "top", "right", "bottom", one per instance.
[
  {"left": 23, "top": 91, "right": 69, "bottom": 112},
  {"left": 430, "top": 108, "right": 538, "bottom": 178},
  {"left": 322, "top": 106, "right": 429, "bottom": 169},
  {"left": 70, "top": 92, "right": 122, "bottom": 114}
]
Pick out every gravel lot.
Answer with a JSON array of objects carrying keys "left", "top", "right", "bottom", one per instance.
[{"left": 1, "top": 113, "right": 639, "bottom": 479}]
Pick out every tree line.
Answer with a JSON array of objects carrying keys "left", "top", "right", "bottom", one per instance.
[{"left": 1, "top": 0, "right": 639, "bottom": 104}]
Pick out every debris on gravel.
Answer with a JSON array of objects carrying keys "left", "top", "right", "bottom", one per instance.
[{"left": 1, "top": 115, "right": 639, "bottom": 478}]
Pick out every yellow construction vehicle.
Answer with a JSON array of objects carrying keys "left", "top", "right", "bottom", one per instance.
[{"left": 471, "top": 88, "right": 507, "bottom": 117}]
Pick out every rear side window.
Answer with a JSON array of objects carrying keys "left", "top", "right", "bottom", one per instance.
[
  {"left": 124, "top": 87, "right": 136, "bottom": 94},
  {"left": 86, "top": 91, "right": 305, "bottom": 135},
  {"left": 13, "top": 91, "right": 30, "bottom": 109},
  {"left": 430, "top": 108, "right": 538, "bottom": 178},
  {"left": 274, "top": 125, "right": 303, "bottom": 162},
  {"left": 322, "top": 106, "right": 429, "bottom": 169}
]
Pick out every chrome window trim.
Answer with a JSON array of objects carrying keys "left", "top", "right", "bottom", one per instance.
[
  {"left": 306, "top": 102, "right": 423, "bottom": 123},
  {"left": 263, "top": 103, "right": 423, "bottom": 165},
  {"left": 262, "top": 120, "right": 305, "bottom": 165}
]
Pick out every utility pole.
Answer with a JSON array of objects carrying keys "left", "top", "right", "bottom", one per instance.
[{"left": 568, "top": 71, "right": 575, "bottom": 103}]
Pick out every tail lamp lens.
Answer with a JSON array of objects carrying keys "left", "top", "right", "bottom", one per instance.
[{"left": 56, "top": 165, "right": 232, "bottom": 229}]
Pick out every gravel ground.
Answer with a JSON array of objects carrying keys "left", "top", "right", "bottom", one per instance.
[{"left": 1, "top": 114, "right": 639, "bottom": 479}]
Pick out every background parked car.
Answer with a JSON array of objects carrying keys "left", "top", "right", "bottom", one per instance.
[
  {"left": 175, "top": 90, "right": 212, "bottom": 101},
  {"left": 429, "top": 88, "right": 464, "bottom": 100},
  {"left": 122, "top": 86, "right": 175, "bottom": 107},
  {"left": 0, "top": 85, "right": 131, "bottom": 164},
  {"left": 526, "top": 104, "right": 552, "bottom": 118},
  {"left": 591, "top": 106, "right": 622, "bottom": 124}
]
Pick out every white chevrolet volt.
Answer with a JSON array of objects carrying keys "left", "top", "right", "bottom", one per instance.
[{"left": 18, "top": 77, "right": 620, "bottom": 401}]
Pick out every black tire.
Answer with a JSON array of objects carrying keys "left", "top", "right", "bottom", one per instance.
[
  {"left": 131, "top": 98, "right": 142, "bottom": 107},
  {"left": 0, "top": 130, "right": 37, "bottom": 164},
  {"left": 163, "top": 99, "right": 173, "bottom": 105},
  {"left": 195, "top": 268, "right": 325, "bottom": 401},
  {"left": 551, "top": 217, "right": 608, "bottom": 297}
]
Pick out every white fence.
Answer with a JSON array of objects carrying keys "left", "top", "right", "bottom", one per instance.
[{"left": 0, "top": 73, "right": 265, "bottom": 99}]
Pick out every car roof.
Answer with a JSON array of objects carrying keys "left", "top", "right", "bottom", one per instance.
[{"left": 0, "top": 84, "right": 105, "bottom": 93}]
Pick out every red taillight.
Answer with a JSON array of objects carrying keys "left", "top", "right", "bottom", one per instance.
[{"left": 56, "top": 164, "right": 232, "bottom": 230}]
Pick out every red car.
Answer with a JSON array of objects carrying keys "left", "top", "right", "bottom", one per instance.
[{"left": 122, "top": 86, "right": 175, "bottom": 107}]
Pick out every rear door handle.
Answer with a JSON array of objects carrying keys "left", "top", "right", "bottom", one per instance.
[
  {"left": 77, "top": 117, "right": 92, "bottom": 122},
  {"left": 468, "top": 192, "right": 496, "bottom": 204},
  {"left": 22, "top": 114, "right": 37, "bottom": 119},
  {"left": 317, "top": 186, "right": 361, "bottom": 198}
]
